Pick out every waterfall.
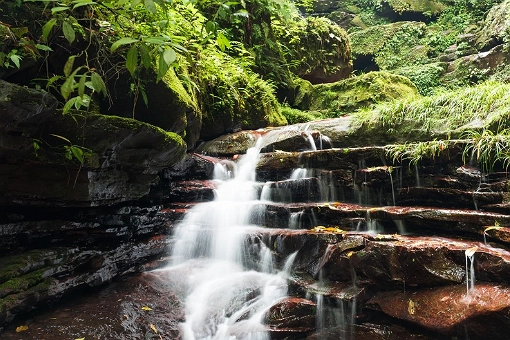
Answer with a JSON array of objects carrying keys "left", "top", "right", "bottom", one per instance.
[{"left": 169, "top": 138, "right": 288, "bottom": 340}]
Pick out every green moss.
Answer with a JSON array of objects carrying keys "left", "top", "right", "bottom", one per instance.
[
  {"left": 306, "top": 71, "right": 419, "bottom": 117},
  {"left": 280, "top": 105, "right": 323, "bottom": 124},
  {"left": 351, "top": 21, "right": 428, "bottom": 70},
  {"left": 0, "top": 269, "right": 46, "bottom": 298},
  {"left": 387, "top": 0, "right": 446, "bottom": 14},
  {"left": 197, "top": 47, "right": 286, "bottom": 139},
  {"left": 274, "top": 16, "right": 352, "bottom": 80}
]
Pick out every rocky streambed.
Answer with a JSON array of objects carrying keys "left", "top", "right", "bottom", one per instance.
[{"left": 2, "top": 124, "right": 510, "bottom": 339}]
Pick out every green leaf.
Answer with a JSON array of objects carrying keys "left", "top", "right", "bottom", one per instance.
[
  {"left": 111, "top": 38, "right": 138, "bottom": 52},
  {"left": 62, "top": 97, "right": 77, "bottom": 114},
  {"left": 51, "top": 6, "right": 69, "bottom": 14},
  {"left": 142, "top": 36, "right": 167, "bottom": 45},
  {"left": 63, "top": 55, "right": 75, "bottom": 77},
  {"left": 143, "top": 0, "right": 156, "bottom": 13},
  {"left": 9, "top": 54, "right": 22, "bottom": 68},
  {"left": 62, "top": 20, "right": 76, "bottom": 44},
  {"left": 35, "top": 44, "right": 53, "bottom": 51},
  {"left": 90, "top": 72, "right": 107, "bottom": 97},
  {"left": 126, "top": 45, "right": 138, "bottom": 77},
  {"left": 205, "top": 21, "right": 216, "bottom": 34},
  {"left": 162, "top": 47, "right": 176, "bottom": 66},
  {"left": 234, "top": 10, "right": 249, "bottom": 18},
  {"left": 139, "top": 44, "right": 151, "bottom": 69},
  {"left": 71, "top": 145, "right": 83, "bottom": 164},
  {"left": 42, "top": 18, "right": 57, "bottom": 43},
  {"left": 61, "top": 76, "right": 74, "bottom": 101},
  {"left": 216, "top": 32, "right": 231, "bottom": 52},
  {"left": 72, "top": 0, "right": 96, "bottom": 9},
  {"left": 78, "top": 74, "right": 87, "bottom": 98},
  {"left": 157, "top": 53, "right": 170, "bottom": 81}
]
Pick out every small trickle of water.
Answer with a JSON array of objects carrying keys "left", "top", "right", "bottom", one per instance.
[
  {"left": 465, "top": 246, "right": 477, "bottom": 296},
  {"left": 388, "top": 168, "right": 396, "bottom": 206},
  {"left": 414, "top": 164, "right": 421, "bottom": 188}
]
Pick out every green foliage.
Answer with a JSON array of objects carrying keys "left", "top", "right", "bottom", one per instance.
[
  {"left": 355, "top": 81, "right": 510, "bottom": 140},
  {"left": 394, "top": 62, "right": 447, "bottom": 95},
  {"left": 386, "top": 139, "right": 450, "bottom": 165},
  {"left": 280, "top": 104, "right": 323, "bottom": 124},
  {"left": 462, "top": 128, "right": 510, "bottom": 172}
]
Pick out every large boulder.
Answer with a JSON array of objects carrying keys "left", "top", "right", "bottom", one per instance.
[
  {"left": 0, "top": 80, "right": 187, "bottom": 207},
  {"left": 102, "top": 67, "right": 201, "bottom": 150},
  {"left": 296, "top": 71, "right": 420, "bottom": 115},
  {"left": 476, "top": 0, "right": 510, "bottom": 50}
]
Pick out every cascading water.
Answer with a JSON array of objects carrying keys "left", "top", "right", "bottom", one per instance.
[{"left": 169, "top": 138, "right": 290, "bottom": 340}]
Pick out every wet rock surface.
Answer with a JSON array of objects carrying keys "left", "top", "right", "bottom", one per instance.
[{"left": 4, "top": 121, "right": 510, "bottom": 339}]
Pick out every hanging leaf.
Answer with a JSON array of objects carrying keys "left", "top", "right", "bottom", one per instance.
[
  {"left": 139, "top": 44, "right": 151, "bottom": 69},
  {"left": 110, "top": 37, "right": 139, "bottom": 52},
  {"left": 126, "top": 45, "right": 138, "bottom": 77},
  {"left": 70, "top": 145, "right": 84, "bottom": 163},
  {"left": 42, "top": 18, "right": 58, "bottom": 43},
  {"left": 78, "top": 74, "right": 87, "bottom": 98},
  {"left": 62, "top": 20, "right": 76, "bottom": 44},
  {"left": 61, "top": 76, "right": 75, "bottom": 100},
  {"left": 143, "top": 0, "right": 157, "bottom": 13},
  {"left": 9, "top": 53, "right": 22, "bottom": 68},
  {"left": 51, "top": 6, "right": 69, "bottom": 14},
  {"left": 63, "top": 55, "right": 76, "bottom": 77},
  {"left": 35, "top": 44, "right": 53, "bottom": 51},
  {"left": 63, "top": 97, "right": 77, "bottom": 114},
  {"left": 90, "top": 72, "right": 107, "bottom": 97},
  {"left": 162, "top": 47, "right": 176, "bottom": 65},
  {"left": 216, "top": 32, "right": 230, "bottom": 52}
]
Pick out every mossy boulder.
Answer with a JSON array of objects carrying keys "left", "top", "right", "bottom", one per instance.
[
  {"left": 442, "top": 44, "right": 510, "bottom": 87},
  {"left": 350, "top": 21, "right": 428, "bottom": 71},
  {"left": 102, "top": 66, "right": 201, "bottom": 150},
  {"left": 295, "top": 71, "right": 419, "bottom": 116},
  {"left": 275, "top": 16, "right": 352, "bottom": 84},
  {"left": 384, "top": 0, "right": 446, "bottom": 15},
  {"left": 475, "top": 0, "right": 510, "bottom": 50},
  {"left": 198, "top": 50, "right": 287, "bottom": 141}
]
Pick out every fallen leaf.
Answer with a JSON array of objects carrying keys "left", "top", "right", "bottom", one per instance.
[
  {"left": 141, "top": 306, "right": 153, "bottom": 311},
  {"left": 15, "top": 325, "right": 28, "bottom": 332},
  {"left": 75, "top": 338, "right": 85, "bottom": 340},
  {"left": 408, "top": 299, "right": 415, "bottom": 315},
  {"left": 150, "top": 323, "right": 158, "bottom": 334}
]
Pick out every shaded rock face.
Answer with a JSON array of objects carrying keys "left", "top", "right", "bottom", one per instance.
[{"left": 0, "top": 80, "right": 187, "bottom": 207}]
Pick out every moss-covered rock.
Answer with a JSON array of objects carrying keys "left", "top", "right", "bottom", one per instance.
[
  {"left": 385, "top": 0, "right": 446, "bottom": 15},
  {"left": 103, "top": 66, "right": 201, "bottom": 150},
  {"left": 475, "top": 0, "right": 510, "bottom": 50},
  {"left": 350, "top": 21, "right": 428, "bottom": 71},
  {"left": 198, "top": 49, "right": 287, "bottom": 141},
  {"left": 275, "top": 16, "right": 352, "bottom": 83},
  {"left": 296, "top": 71, "right": 419, "bottom": 116},
  {"left": 442, "top": 44, "right": 510, "bottom": 88}
]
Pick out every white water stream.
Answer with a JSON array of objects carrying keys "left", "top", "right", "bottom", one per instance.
[{"left": 169, "top": 139, "right": 290, "bottom": 340}]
